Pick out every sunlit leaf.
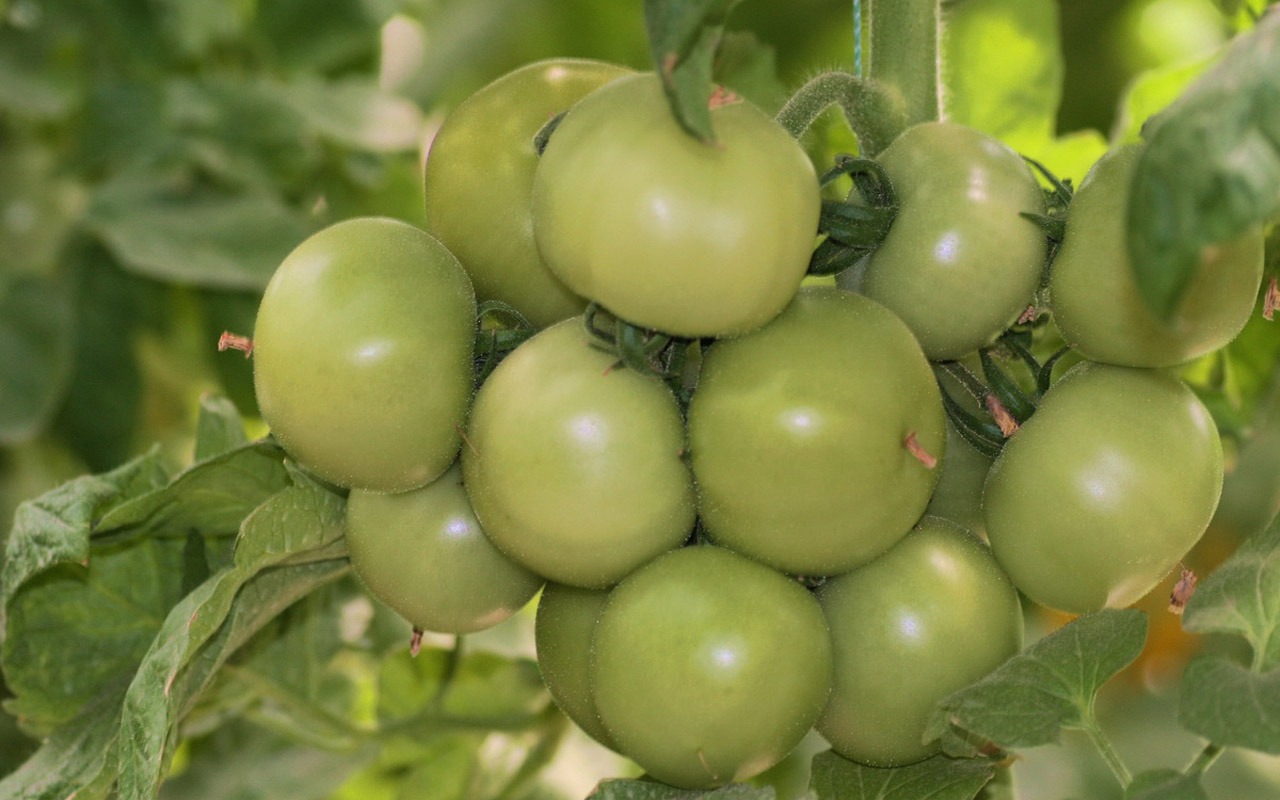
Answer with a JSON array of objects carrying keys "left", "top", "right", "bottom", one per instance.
[
  {"left": 809, "top": 750, "right": 994, "bottom": 800},
  {"left": 1179, "top": 656, "right": 1280, "bottom": 754}
]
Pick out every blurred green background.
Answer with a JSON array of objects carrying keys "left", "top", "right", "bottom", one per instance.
[{"left": 1, "top": 0, "right": 1277, "bottom": 797}]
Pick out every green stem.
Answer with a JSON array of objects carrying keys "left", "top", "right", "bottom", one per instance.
[
  {"left": 775, "top": 71, "right": 904, "bottom": 155},
  {"left": 1184, "top": 742, "right": 1225, "bottom": 778},
  {"left": 1083, "top": 716, "right": 1133, "bottom": 789},
  {"left": 863, "top": 0, "right": 944, "bottom": 128}
]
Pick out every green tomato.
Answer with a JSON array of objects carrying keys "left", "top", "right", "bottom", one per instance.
[
  {"left": 462, "top": 318, "right": 695, "bottom": 588},
  {"left": 591, "top": 545, "right": 833, "bottom": 789},
  {"left": 532, "top": 73, "right": 820, "bottom": 337},
  {"left": 923, "top": 420, "right": 994, "bottom": 538},
  {"left": 838, "top": 122, "right": 1046, "bottom": 361},
  {"left": 817, "top": 517, "right": 1023, "bottom": 767},
  {"left": 253, "top": 217, "right": 475, "bottom": 492},
  {"left": 1049, "top": 144, "right": 1264, "bottom": 368},
  {"left": 687, "top": 286, "right": 945, "bottom": 576},
  {"left": 983, "top": 361, "right": 1224, "bottom": 613},
  {"left": 423, "top": 59, "right": 632, "bottom": 328},
  {"left": 346, "top": 464, "right": 543, "bottom": 634},
  {"left": 533, "top": 583, "right": 617, "bottom": 750}
]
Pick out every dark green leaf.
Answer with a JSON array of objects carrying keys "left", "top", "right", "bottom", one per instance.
[
  {"left": 1179, "top": 655, "right": 1280, "bottom": 754},
  {"left": 588, "top": 780, "right": 775, "bottom": 799},
  {"left": 1127, "top": 11, "right": 1280, "bottom": 320},
  {"left": 93, "top": 441, "right": 291, "bottom": 543},
  {"left": 86, "top": 171, "right": 313, "bottom": 291},
  {"left": 255, "top": 0, "right": 389, "bottom": 73},
  {"left": 0, "top": 275, "right": 74, "bottom": 445},
  {"left": 644, "top": 0, "right": 743, "bottom": 142},
  {"left": 1181, "top": 512, "right": 1280, "bottom": 670},
  {"left": 924, "top": 609, "right": 1148, "bottom": 751},
  {"left": 1124, "top": 768, "right": 1208, "bottom": 800},
  {"left": 194, "top": 395, "right": 249, "bottom": 462},
  {"left": 152, "top": 0, "right": 249, "bottom": 60},
  {"left": 0, "top": 25, "right": 83, "bottom": 120},
  {"left": 808, "top": 750, "right": 994, "bottom": 800}
]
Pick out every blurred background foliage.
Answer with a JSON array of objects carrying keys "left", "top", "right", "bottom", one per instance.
[{"left": 0, "top": 0, "right": 1277, "bottom": 797}]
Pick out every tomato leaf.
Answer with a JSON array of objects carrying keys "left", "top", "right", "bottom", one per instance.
[
  {"left": 1124, "top": 768, "right": 1209, "bottom": 800},
  {"left": 588, "top": 780, "right": 775, "bottom": 799},
  {"left": 644, "top": 0, "right": 743, "bottom": 143},
  {"left": 377, "top": 645, "right": 548, "bottom": 731},
  {"left": 1126, "top": 10, "right": 1280, "bottom": 321},
  {"left": 924, "top": 609, "right": 1148, "bottom": 752},
  {"left": 1178, "top": 656, "right": 1280, "bottom": 755},
  {"left": 194, "top": 395, "right": 250, "bottom": 463},
  {"left": 808, "top": 749, "right": 995, "bottom": 800},
  {"left": 1181, "top": 512, "right": 1280, "bottom": 671},
  {"left": 0, "top": 275, "right": 75, "bottom": 446}
]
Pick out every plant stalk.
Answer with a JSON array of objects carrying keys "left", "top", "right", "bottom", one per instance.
[
  {"left": 862, "top": 0, "right": 944, "bottom": 127},
  {"left": 1083, "top": 717, "right": 1133, "bottom": 789}
]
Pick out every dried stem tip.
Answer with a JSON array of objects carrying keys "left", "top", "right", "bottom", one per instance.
[
  {"left": 904, "top": 431, "right": 938, "bottom": 469},
  {"left": 986, "top": 395, "right": 1020, "bottom": 437},
  {"left": 218, "top": 331, "right": 254, "bottom": 358},
  {"left": 1264, "top": 276, "right": 1279, "bottom": 321},
  {"left": 410, "top": 627, "right": 424, "bottom": 657},
  {"left": 1169, "top": 565, "right": 1198, "bottom": 615}
]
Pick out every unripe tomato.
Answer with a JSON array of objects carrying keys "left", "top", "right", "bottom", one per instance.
[
  {"left": 253, "top": 217, "right": 475, "bottom": 492},
  {"left": 532, "top": 73, "right": 820, "bottom": 337},
  {"left": 462, "top": 319, "right": 695, "bottom": 588},
  {"left": 839, "top": 122, "right": 1047, "bottom": 361},
  {"left": 423, "top": 59, "right": 632, "bottom": 328},
  {"left": 591, "top": 546, "right": 833, "bottom": 789},
  {"left": 345, "top": 464, "right": 543, "bottom": 634},
  {"left": 983, "top": 362, "right": 1224, "bottom": 613},
  {"left": 817, "top": 518, "right": 1023, "bottom": 767},
  {"left": 687, "top": 286, "right": 945, "bottom": 575},
  {"left": 533, "top": 583, "right": 617, "bottom": 750},
  {"left": 923, "top": 420, "right": 994, "bottom": 538},
  {"left": 1049, "top": 144, "right": 1264, "bottom": 368}
]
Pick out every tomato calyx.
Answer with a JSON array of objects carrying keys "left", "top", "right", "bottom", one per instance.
[
  {"left": 1019, "top": 155, "right": 1074, "bottom": 264},
  {"left": 808, "top": 155, "right": 899, "bottom": 276},
  {"left": 582, "top": 303, "right": 698, "bottom": 406},
  {"left": 474, "top": 300, "right": 538, "bottom": 388}
]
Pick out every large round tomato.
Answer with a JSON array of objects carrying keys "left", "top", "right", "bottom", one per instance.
[
  {"left": 532, "top": 73, "right": 820, "bottom": 338},
  {"left": 1049, "top": 144, "right": 1264, "bottom": 368},
  {"left": 345, "top": 464, "right": 543, "bottom": 634},
  {"left": 817, "top": 517, "right": 1023, "bottom": 767},
  {"left": 983, "top": 361, "right": 1224, "bottom": 613},
  {"left": 533, "top": 583, "right": 617, "bottom": 750},
  {"left": 837, "top": 122, "right": 1046, "bottom": 361},
  {"left": 462, "top": 319, "right": 695, "bottom": 588},
  {"left": 687, "top": 286, "right": 945, "bottom": 576},
  {"left": 591, "top": 545, "right": 833, "bottom": 789},
  {"left": 253, "top": 217, "right": 475, "bottom": 492},
  {"left": 423, "top": 59, "right": 631, "bottom": 328}
]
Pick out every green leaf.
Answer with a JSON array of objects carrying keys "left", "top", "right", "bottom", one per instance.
[
  {"left": 924, "top": 609, "right": 1148, "bottom": 752},
  {"left": 1112, "top": 54, "right": 1219, "bottom": 144},
  {"left": 1124, "top": 768, "right": 1209, "bottom": 799},
  {"left": 280, "top": 77, "right": 425, "bottom": 153},
  {"left": 85, "top": 170, "right": 314, "bottom": 291},
  {"left": 377, "top": 645, "right": 548, "bottom": 729},
  {"left": 193, "top": 395, "right": 249, "bottom": 462},
  {"left": 1127, "top": 11, "right": 1280, "bottom": 320},
  {"left": 808, "top": 750, "right": 994, "bottom": 800},
  {"left": 1179, "top": 656, "right": 1280, "bottom": 754},
  {"left": 588, "top": 780, "right": 776, "bottom": 799},
  {"left": 1181, "top": 513, "right": 1280, "bottom": 670},
  {"left": 93, "top": 441, "right": 292, "bottom": 545},
  {"left": 644, "top": 0, "right": 743, "bottom": 142},
  {"left": 0, "top": 275, "right": 75, "bottom": 446},
  {"left": 152, "top": 0, "right": 250, "bottom": 60},
  {"left": 0, "top": 678, "right": 126, "bottom": 800}
]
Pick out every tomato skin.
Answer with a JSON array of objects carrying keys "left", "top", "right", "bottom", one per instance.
[
  {"left": 983, "top": 361, "right": 1224, "bottom": 613},
  {"left": 462, "top": 318, "right": 695, "bottom": 588},
  {"left": 253, "top": 217, "right": 475, "bottom": 492},
  {"left": 423, "top": 59, "right": 632, "bottom": 328},
  {"left": 532, "top": 73, "right": 820, "bottom": 338},
  {"left": 1049, "top": 144, "right": 1264, "bottom": 368},
  {"left": 345, "top": 464, "right": 543, "bottom": 634},
  {"left": 591, "top": 545, "right": 833, "bottom": 789},
  {"left": 687, "top": 286, "right": 945, "bottom": 576},
  {"left": 838, "top": 122, "right": 1046, "bottom": 361},
  {"left": 817, "top": 517, "right": 1023, "bottom": 767},
  {"left": 533, "top": 583, "right": 617, "bottom": 750}
]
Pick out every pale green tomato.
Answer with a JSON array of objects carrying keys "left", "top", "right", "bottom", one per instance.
[
  {"left": 424, "top": 59, "right": 631, "bottom": 328},
  {"left": 253, "top": 217, "right": 475, "bottom": 492},
  {"left": 688, "top": 286, "right": 945, "bottom": 575},
  {"left": 532, "top": 73, "right": 820, "bottom": 337},
  {"left": 1049, "top": 144, "right": 1264, "bottom": 368},
  {"left": 984, "top": 362, "right": 1224, "bottom": 613},
  {"left": 817, "top": 518, "right": 1023, "bottom": 767},
  {"left": 346, "top": 464, "right": 543, "bottom": 634},
  {"left": 840, "top": 122, "right": 1046, "bottom": 361},
  {"left": 533, "top": 583, "right": 617, "bottom": 750}
]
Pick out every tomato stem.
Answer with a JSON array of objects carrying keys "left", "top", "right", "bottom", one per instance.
[
  {"left": 1083, "top": 716, "right": 1133, "bottom": 789},
  {"left": 774, "top": 71, "right": 904, "bottom": 155},
  {"left": 217, "top": 331, "right": 254, "bottom": 358}
]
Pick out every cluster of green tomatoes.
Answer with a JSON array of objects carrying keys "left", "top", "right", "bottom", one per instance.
[{"left": 246, "top": 58, "right": 1266, "bottom": 789}]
